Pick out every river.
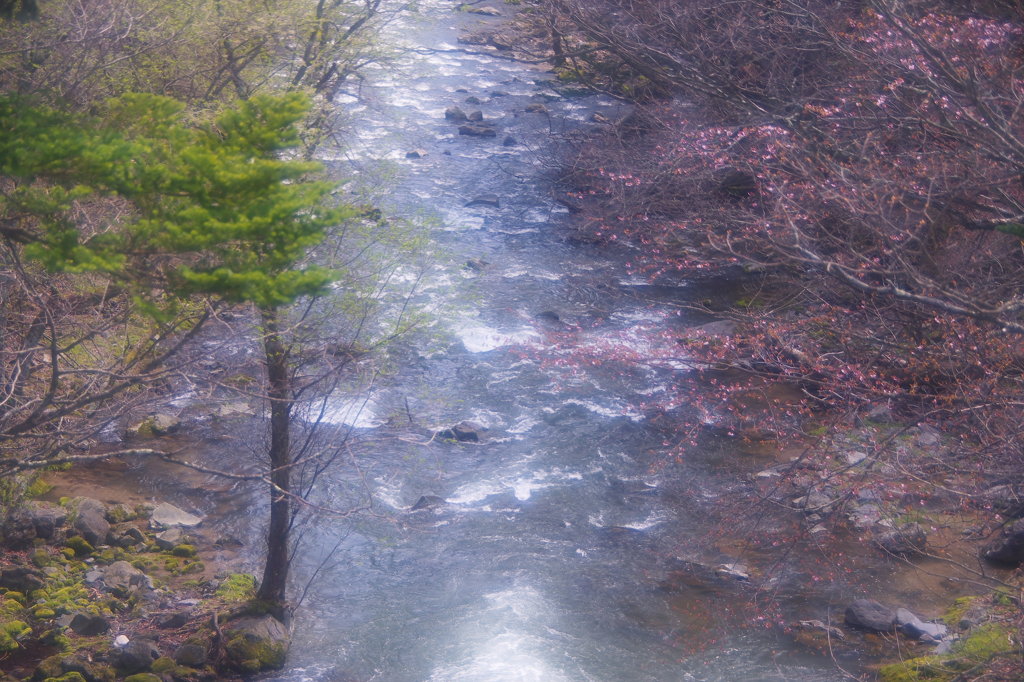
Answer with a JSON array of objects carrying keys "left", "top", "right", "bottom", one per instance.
[{"left": 102, "top": 0, "right": 962, "bottom": 679}]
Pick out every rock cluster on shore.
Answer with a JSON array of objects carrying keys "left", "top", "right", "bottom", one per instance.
[{"left": 0, "top": 495, "right": 288, "bottom": 681}]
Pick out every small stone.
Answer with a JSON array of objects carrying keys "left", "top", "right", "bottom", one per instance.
[
  {"left": 467, "top": 110, "right": 484, "bottom": 122},
  {"left": 465, "top": 96, "right": 483, "bottom": 104},
  {"left": 525, "top": 102, "right": 548, "bottom": 114},
  {"left": 114, "top": 634, "right": 130, "bottom": 647},
  {"left": 405, "top": 149, "right": 427, "bottom": 159},
  {"left": 798, "top": 619, "right": 845, "bottom": 639},
  {"left": 501, "top": 135, "right": 518, "bottom": 147}
]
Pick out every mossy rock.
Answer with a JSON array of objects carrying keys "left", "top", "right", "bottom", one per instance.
[
  {"left": 123, "top": 675, "right": 162, "bottom": 682},
  {"left": 65, "top": 536, "right": 93, "bottom": 557},
  {"left": 878, "top": 623, "right": 1015, "bottom": 681},
  {"left": 41, "top": 674, "right": 87, "bottom": 682},
  {"left": 170, "top": 544, "right": 197, "bottom": 558},
  {"left": 0, "top": 619, "right": 31, "bottom": 652},
  {"left": 223, "top": 614, "right": 290, "bottom": 673}
]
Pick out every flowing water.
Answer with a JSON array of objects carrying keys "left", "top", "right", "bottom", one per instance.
[{"left": 103, "top": 1, "right": 972, "bottom": 680}]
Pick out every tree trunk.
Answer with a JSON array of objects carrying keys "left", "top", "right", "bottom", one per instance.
[{"left": 257, "top": 306, "right": 292, "bottom": 606}]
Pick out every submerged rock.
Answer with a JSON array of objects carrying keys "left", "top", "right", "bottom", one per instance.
[
  {"left": 874, "top": 523, "right": 928, "bottom": 556},
  {"left": 458, "top": 123, "right": 497, "bottom": 137}
]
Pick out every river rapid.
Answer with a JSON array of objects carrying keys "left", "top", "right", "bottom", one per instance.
[{"left": 105, "top": 1, "right": 957, "bottom": 680}]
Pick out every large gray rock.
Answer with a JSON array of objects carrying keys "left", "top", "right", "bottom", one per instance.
[
  {"left": 844, "top": 598, "right": 895, "bottom": 632},
  {"left": 2, "top": 507, "right": 37, "bottom": 547},
  {"left": 150, "top": 502, "right": 202, "bottom": 528},
  {"left": 0, "top": 566, "right": 45, "bottom": 592},
  {"left": 28, "top": 502, "right": 67, "bottom": 539},
  {"left": 982, "top": 518, "right": 1024, "bottom": 566},
  {"left": 99, "top": 560, "right": 151, "bottom": 598},
  {"left": 70, "top": 497, "right": 110, "bottom": 546}
]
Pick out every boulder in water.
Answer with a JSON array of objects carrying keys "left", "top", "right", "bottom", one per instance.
[
  {"left": 436, "top": 421, "right": 484, "bottom": 442},
  {"left": 444, "top": 106, "right": 469, "bottom": 122},
  {"left": 411, "top": 495, "right": 447, "bottom": 511}
]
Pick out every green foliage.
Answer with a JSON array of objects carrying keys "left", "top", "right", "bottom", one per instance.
[
  {"left": 0, "top": 92, "right": 347, "bottom": 311},
  {"left": 215, "top": 573, "right": 257, "bottom": 602}
]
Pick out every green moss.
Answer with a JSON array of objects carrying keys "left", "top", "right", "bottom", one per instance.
[
  {"left": 878, "top": 655, "right": 948, "bottom": 681},
  {"left": 0, "top": 619, "right": 31, "bottom": 652},
  {"left": 226, "top": 633, "right": 287, "bottom": 672},
  {"left": 954, "top": 623, "right": 1013, "bottom": 660},
  {"left": 942, "top": 596, "right": 979, "bottom": 627},
  {"left": 170, "top": 543, "right": 197, "bottom": 557},
  {"left": 878, "top": 623, "right": 1015, "bottom": 681},
  {"left": 32, "top": 607, "right": 56, "bottom": 619},
  {"left": 60, "top": 548, "right": 75, "bottom": 560},
  {"left": 4, "top": 591, "right": 26, "bottom": 606},
  {"left": 150, "top": 656, "right": 175, "bottom": 673},
  {"left": 42, "top": 674, "right": 88, "bottom": 682},
  {"left": 215, "top": 573, "right": 257, "bottom": 602},
  {"left": 32, "top": 548, "right": 53, "bottom": 568},
  {"left": 65, "top": 536, "right": 94, "bottom": 557},
  {"left": 25, "top": 477, "right": 54, "bottom": 498},
  {"left": 124, "top": 675, "right": 162, "bottom": 682}
]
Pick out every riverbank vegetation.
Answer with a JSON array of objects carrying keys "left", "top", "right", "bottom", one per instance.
[
  {"left": 535, "top": 0, "right": 1024, "bottom": 677},
  {"left": 0, "top": 0, "right": 412, "bottom": 677}
]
